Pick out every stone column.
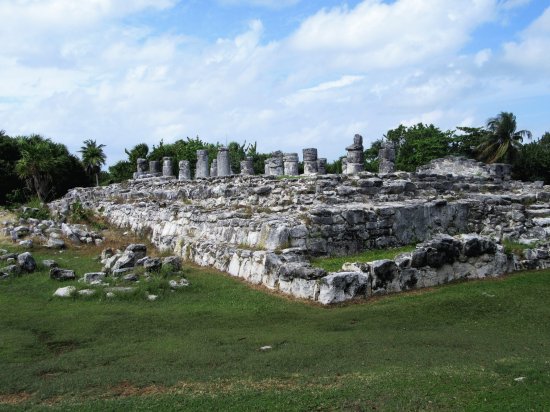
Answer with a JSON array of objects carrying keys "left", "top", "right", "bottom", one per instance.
[
  {"left": 269, "top": 156, "right": 284, "bottom": 176},
  {"left": 341, "top": 157, "right": 348, "bottom": 175},
  {"left": 162, "top": 157, "right": 174, "bottom": 177},
  {"left": 345, "top": 134, "right": 364, "bottom": 175},
  {"left": 178, "top": 160, "right": 190, "bottom": 180},
  {"left": 240, "top": 157, "right": 254, "bottom": 176},
  {"left": 303, "top": 148, "right": 318, "bottom": 175},
  {"left": 217, "top": 146, "right": 231, "bottom": 177},
  {"left": 378, "top": 141, "right": 396, "bottom": 174},
  {"left": 317, "top": 158, "right": 327, "bottom": 175},
  {"left": 210, "top": 159, "right": 218, "bottom": 177},
  {"left": 136, "top": 158, "right": 147, "bottom": 178},
  {"left": 195, "top": 150, "right": 209, "bottom": 178},
  {"left": 149, "top": 160, "right": 161, "bottom": 177},
  {"left": 283, "top": 153, "right": 299, "bottom": 176}
]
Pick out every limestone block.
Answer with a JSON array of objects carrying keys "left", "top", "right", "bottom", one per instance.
[{"left": 318, "top": 272, "right": 369, "bottom": 304}]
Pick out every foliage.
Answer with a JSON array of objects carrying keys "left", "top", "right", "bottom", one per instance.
[
  {"left": 512, "top": 132, "right": 550, "bottom": 184},
  {"left": 0, "top": 130, "right": 24, "bottom": 205},
  {"left": 79, "top": 139, "right": 106, "bottom": 186},
  {"left": 108, "top": 161, "right": 134, "bottom": 183},
  {"left": 453, "top": 127, "right": 489, "bottom": 158},
  {"left": 477, "top": 112, "right": 531, "bottom": 164},
  {"left": 147, "top": 137, "right": 219, "bottom": 177},
  {"left": 364, "top": 138, "right": 383, "bottom": 172},
  {"left": 125, "top": 143, "right": 149, "bottom": 166},
  {"left": 69, "top": 200, "right": 92, "bottom": 223},
  {"left": 0, "top": 241, "right": 549, "bottom": 409},
  {"left": 16, "top": 197, "right": 51, "bottom": 220},
  {"left": 245, "top": 142, "right": 270, "bottom": 175},
  {"left": 326, "top": 157, "right": 343, "bottom": 174},
  {"left": 16, "top": 135, "right": 80, "bottom": 201},
  {"left": 384, "top": 124, "right": 454, "bottom": 171}
]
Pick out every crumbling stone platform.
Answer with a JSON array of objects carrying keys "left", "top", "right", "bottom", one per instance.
[{"left": 49, "top": 157, "right": 550, "bottom": 304}]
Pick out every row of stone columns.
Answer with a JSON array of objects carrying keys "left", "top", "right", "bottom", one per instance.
[{"left": 135, "top": 135, "right": 395, "bottom": 180}]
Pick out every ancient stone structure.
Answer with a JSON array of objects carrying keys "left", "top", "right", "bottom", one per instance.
[
  {"left": 303, "top": 148, "right": 318, "bottom": 175},
  {"left": 217, "top": 147, "right": 231, "bottom": 177},
  {"left": 341, "top": 157, "right": 348, "bottom": 175},
  {"left": 149, "top": 161, "right": 161, "bottom": 177},
  {"left": 317, "top": 158, "right": 327, "bottom": 175},
  {"left": 283, "top": 153, "right": 299, "bottom": 176},
  {"left": 345, "top": 134, "right": 364, "bottom": 175},
  {"left": 162, "top": 157, "right": 174, "bottom": 178},
  {"left": 265, "top": 152, "right": 284, "bottom": 176},
  {"left": 195, "top": 150, "right": 209, "bottom": 178},
  {"left": 210, "top": 159, "right": 218, "bottom": 177},
  {"left": 178, "top": 160, "right": 191, "bottom": 181},
  {"left": 136, "top": 158, "right": 148, "bottom": 178},
  {"left": 378, "top": 141, "right": 396, "bottom": 174},
  {"left": 417, "top": 156, "right": 512, "bottom": 180},
  {"left": 240, "top": 157, "right": 254, "bottom": 176},
  {"left": 49, "top": 155, "right": 550, "bottom": 305}
]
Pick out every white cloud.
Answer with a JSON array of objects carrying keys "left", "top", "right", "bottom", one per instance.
[
  {"left": 288, "top": 0, "right": 496, "bottom": 69},
  {"left": 217, "top": 0, "right": 300, "bottom": 8},
  {"left": 500, "top": 0, "right": 532, "bottom": 10},
  {"left": 474, "top": 49, "right": 492, "bottom": 67},
  {"left": 502, "top": 6, "right": 550, "bottom": 71},
  {"left": 0, "top": 0, "right": 548, "bottom": 166}
]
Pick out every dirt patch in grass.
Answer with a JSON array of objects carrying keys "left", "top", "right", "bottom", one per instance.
[{"left": 0, "top": 392, "right": 33, "bottom": 405}]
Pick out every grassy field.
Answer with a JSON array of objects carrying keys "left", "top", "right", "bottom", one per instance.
[
  {"left": 0, "top": 240, "right": 549, "bottom": 411},
  {"left": 311, "top": 245, "right": 417, "bottom": 272}
]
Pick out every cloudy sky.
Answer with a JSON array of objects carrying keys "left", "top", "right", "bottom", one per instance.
[{"left": 1, "top": 0, "right": 549, "bottom": 165}]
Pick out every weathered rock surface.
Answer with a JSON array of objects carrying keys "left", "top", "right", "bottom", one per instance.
[
  {"left": 17, "top": 252, "right": 36, "bottom": 273},
  {"left": 47, "top": 157, "right": 550, "bottom": 304},
  {"left": 50, "top": 268, "right": 76, "bottom": 281},
  {"left": 53, "top": 286, "right": 76, "bottom": 297}
]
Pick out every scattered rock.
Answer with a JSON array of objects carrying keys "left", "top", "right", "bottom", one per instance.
[
  {"left": 18, "top": 239, "right": 33, "bottom": 249},
  {"left": 46, "top": 238, "right": 65, "bottom": 249},
  {"left": 112, "top": 268, "right": 134, "bottom": 277},
  {"left": 169, "top": 278, "right": 189, "bottom": 289},
  {"left": 82, "top": 272, "right": 106, "bottom": 284},
  {"left": 259, "top": 346, "right": 272, "bottom": 351},
  {"left": 126, "top": 244, "right": 147, "bottom": 260},
  {"left": 105, "top": 286, "right": 136, "bottom": 294},
  {"left": 78, "top": 289, "right": 96, "bottom": 296},
  {"left": 17, "top": 252, "right": 36, "bottom": 273},
  {"left": 0, "top": 264, "right": 21, "bottom": 276},
  {"left": 50, "top": 268, "right": 76, "bottom": 281},
  {"left": 42, "top": 260, "right": 59, "bottom": 269},
  {"left": 162, "top": 256, "right": 182, "bottom": 271},
  {"left": 53, "top": 286, "right": 76, "bottom": 297},
  {"left": 147, "top": 294, "right": 158, "bottom": 301},
  {"left": 123, "top": 273, "right": 139, "bottom": 282}
]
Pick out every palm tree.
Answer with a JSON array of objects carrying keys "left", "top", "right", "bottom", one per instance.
[
  {"left": 79, "top": 139, "right": 106, "bottom": 186},
  {"left": 15, "top": 135, "right": 60, "bottom": 201},
  {"left": 477, "top": 112, "right": 531, "bottom": 164}
]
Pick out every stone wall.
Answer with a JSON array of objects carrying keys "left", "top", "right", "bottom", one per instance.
[
  {"left": 49, "top": 167, "right": 550, "bottom": 304},
  {"left": 417, "top": 156, "right": 512, "bottom": 180}
]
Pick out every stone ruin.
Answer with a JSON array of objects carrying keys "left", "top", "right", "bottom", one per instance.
[
  {"left": 378, "top": 140, "right": 395, "bottom": 174},
  {"left": 50, "top": 135, "right": 550, "bottom": 305}
]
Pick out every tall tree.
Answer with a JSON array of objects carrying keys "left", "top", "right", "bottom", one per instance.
[
  {"left": 15, "top": 135, "right": 62, "bottom": 201},
  {"left": 477, "top": 112, "right": 531, "bottom": 164},
  {"left": 384, "top": 124, "right": 454, "bottom": 171},
  {"left": 79, "top": 139, "right": 106, "bottom": 186}
]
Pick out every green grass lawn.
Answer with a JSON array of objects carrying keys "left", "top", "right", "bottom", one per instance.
[
  {"left": 1, "top": 242, "right": 549, "bottom": 411},
  {"left": 311, "top": 245, "right": 417, "bottom": 272}
]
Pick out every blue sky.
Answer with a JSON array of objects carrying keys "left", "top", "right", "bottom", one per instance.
[{"left": 0, "top": 0, "right": 549, "bottom": 165}]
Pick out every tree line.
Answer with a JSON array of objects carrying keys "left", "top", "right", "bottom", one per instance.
[{"left": 1, "top": 111, "right": 548, "bottom": 206}]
